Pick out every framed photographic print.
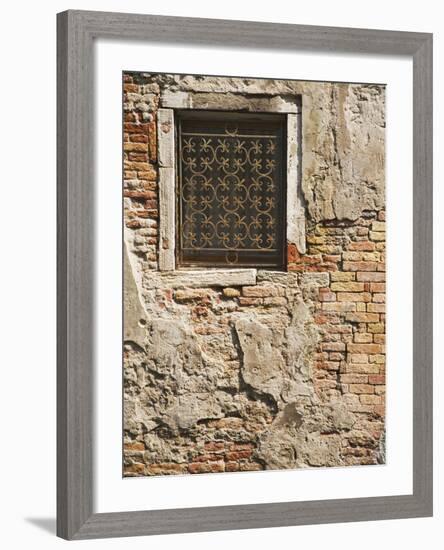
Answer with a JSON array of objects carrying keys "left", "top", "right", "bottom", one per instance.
[{"left": 57, "top": 10, "right": 433, "bottom": 540}]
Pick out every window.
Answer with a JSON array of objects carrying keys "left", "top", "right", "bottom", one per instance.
[{"left": 176, "top": 111, "right": 286, "bottom": 268}]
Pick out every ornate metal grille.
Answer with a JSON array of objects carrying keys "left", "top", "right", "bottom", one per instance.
[{"left": 177, "top": 113, "right": 286, "bottom": 268}]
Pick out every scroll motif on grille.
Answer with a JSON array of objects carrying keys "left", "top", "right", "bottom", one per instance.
[{"left": 178, "top": 119, "right": 284, "bottom": 267}]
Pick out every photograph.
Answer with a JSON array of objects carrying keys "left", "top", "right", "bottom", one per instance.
[{"left": 122, "top": 72, "right": 387, "bottom": 477}]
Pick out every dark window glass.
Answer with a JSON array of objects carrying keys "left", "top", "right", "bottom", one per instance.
[{"left": 177, "top": 111, "right": 286, "bottom": 268}]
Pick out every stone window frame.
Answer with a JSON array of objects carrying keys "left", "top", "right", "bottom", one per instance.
[{"left": 157, "top": 90, "right": 305, "bottom": 287}]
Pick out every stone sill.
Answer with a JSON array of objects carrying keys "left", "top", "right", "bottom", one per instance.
[{"left": 156, "top": 268, "right": 257, "bottom": 289}]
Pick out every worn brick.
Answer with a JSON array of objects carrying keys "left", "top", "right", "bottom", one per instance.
[
  {"left": 349, "top": 353, "right": 368, "bottom": 363},
  {"left": 367, "top": 303, "right": 385, "bottom": 313},
  {"left": 124, "top": 463, "right": 146, "bottom": 475},
  {"left": 264, "top": 297, "right": 287, "bottom": 306},
  {"left": 318, "top": 288, "right": 336, "bottom": 301},
  {"left": 174, "top": 289, "right": 211, "bottom": 302},
  {"left": 347, "top": 241, "right": 375, "bottom": 251},
  {"left": 343, "top": 261, "right": 378, "bottom": 272},
  {"left": 337, "top": 292, "right": 371, "bottom": 302},
  {"left": 341, "top": 374, "right": 369, "bottom": 384},
  {"left": 342, "top": 251, "right": 379, "bottom": 262},
  {"left": 368, "top": 323, "right": 385, "bottom": 334},
  {"left": 188, "top": 461, "right": 225, "bottom": 474},
  {"left": 347, "top": 343, "right": 383, "bottom": 354},
  {"left": 369, "top": 354, "right": 386, "bottom": 364},
  {"left": 330, "top": 272, "right": 355, "bottom": 282},
  {"left": 370, "top": 282, "right": 386, "bottom": 293},
  {"left": 222, "top": 287, "right": 240, "bottom": 298},
  {"left": 329, "top": 352, "right": 345, "bottom": 361},
  {"left": 225, "top": 461, "right": 240, "bottom": 472},
  {"left": 122, "top": 72, "right": 387, "bottom": 476},
  {"left": 124, "top": 441, "right": 145, "bottom": 451},
  {"left": 124, "top": 142, "right": 148, "bottom": 153},
  {"left": 287, "top": 243, "right": 300, "bottom": 263},
  {"left": 360, "top": 394, "right": 382, "bottom": 405},
  {"left": 356, "top": 272, "right": 385, "bottom": 282},
  {"left": 316, "top": 361, "right": 341, "bottom": 371},
  {"left": 345, "top": 312, "right": 380, "bottom": 323},
  {"left": 354, "top": 333, "right": 373, "bottom": 343},
  {"left": 369, "top": 231, "right": 385, "bottom": 241},
  {"left": 321, "top": 342, "right": 346, "bottom": 352},
  {"left": 347, "top": 363, "right": 381, "bottom": 374},
  {"left": 239, "top": 297, "right": 263, "bottom": 306},
  {"left": 349, "top": 384, "right": 375, "bottom": 394},
  {"left": 368, "top": 375, "right": 385, "bottom": 385},
  {"left": 146, "top": 463, "right": 187, "bottom": 475},
  {"left": 371, "top": 221, "right": 386, "bottom": 231},
  {"left": 322, "top": 302, "right": 356, "bottom": 312},
  {"left": 331, "top": 282, "right": 364, "bottom": 292},
  {"left": 243, "top": 285, "right": 282, "bottom": 298}
]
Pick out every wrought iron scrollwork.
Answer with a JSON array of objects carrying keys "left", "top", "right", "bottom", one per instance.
[{"left": 178, "top": 115, "right": 285, "bottom": 268}]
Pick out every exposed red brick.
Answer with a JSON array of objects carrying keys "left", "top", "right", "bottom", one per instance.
[
  {"left": 343, "top": 261, "right": 378, "bottom": 272},
  {"left": 146, "top": 463, "right": 186, "bottom": 475},
  {"left": 243, "top": 286, "right": 282, "bottom": 298},
  {"left": 331, "top": 282, "right": 364, "bottom": 292},
  {"left": 130, "top": 133, "right": 149, "bottom": 143},
  {"left": 224, "top": 450, "right": 252, "bottom": 461},
  {"left": 368, "top": 375, "right": 385, "bottom": 385},
  {"left": 124, "top": 463, "right": 146, "bottom": 475},
  {"left": 123, "top": 83, "right": 138, "bottom": 92},
  {"left": 287, "top": 243, "right": 300, "bottom": 263}
]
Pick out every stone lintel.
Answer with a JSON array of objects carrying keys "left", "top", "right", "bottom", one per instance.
[
  {"left": 157, "top": 269, "right": 257, "bottom": 289},
  {"left": 161, "top": 91, "right": 301, "bottom": 114}
]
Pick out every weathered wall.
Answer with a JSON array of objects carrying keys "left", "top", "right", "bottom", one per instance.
[{"left": 123, "top": 72, "right": 386, "bottom": 476}]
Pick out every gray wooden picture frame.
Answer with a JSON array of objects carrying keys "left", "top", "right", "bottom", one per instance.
[{"left": 57, "top": 9, "right": 433, "bottom": 540}]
